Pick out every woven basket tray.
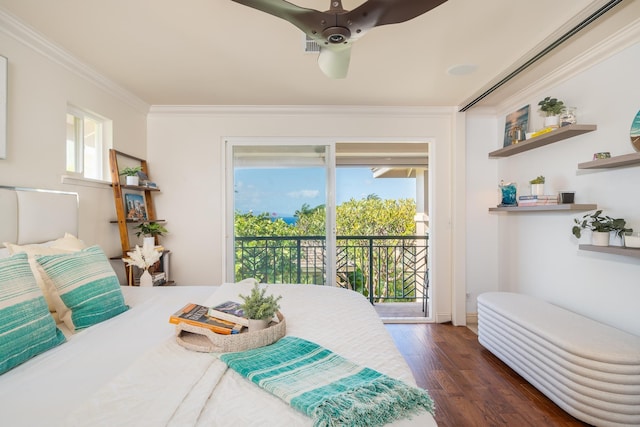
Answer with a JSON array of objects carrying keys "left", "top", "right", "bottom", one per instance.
[{"left": 176, "top": 312, "right": 286, "bottom": 353}]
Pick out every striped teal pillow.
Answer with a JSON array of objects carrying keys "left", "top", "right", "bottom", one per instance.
[
  {"left": 0, "top": 253, "right": 66, "bottom": 375},
  {"left": 36, "top": 246, "right": 128, "bottom": 332}
]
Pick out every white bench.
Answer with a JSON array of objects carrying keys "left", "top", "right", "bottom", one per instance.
[{"left": 478, "top": 292, "right": 640, "bottom": 427}]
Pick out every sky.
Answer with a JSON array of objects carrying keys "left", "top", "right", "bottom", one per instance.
[{"left": 234, "top": 167, "right": 415, "bottom": 217}]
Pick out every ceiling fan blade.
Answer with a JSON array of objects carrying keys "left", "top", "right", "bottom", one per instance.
[
  {"left": 230, "top": 0, "right": 324, "bottom": 34},
  {"left": 317, "top": 45, "right": 351, "bottom": 79},
  {"left": 343, "top": 0, "right": 447, "bottom": 29}
]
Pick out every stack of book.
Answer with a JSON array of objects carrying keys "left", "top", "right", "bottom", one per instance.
[
  {"left": 518, "top": 194, "right": 559, "bottom": 206},
  {"left": 169, "top": 302, "right": 246, "bottom": 335}
]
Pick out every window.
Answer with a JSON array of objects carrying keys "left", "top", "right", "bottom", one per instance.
[{"left": 66, "top": 106, "right": 112, "bottom": 181}]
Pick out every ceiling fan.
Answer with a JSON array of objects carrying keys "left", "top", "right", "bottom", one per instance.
[{"left": 231, "top": 0, "right": 448, "bottom": 79}]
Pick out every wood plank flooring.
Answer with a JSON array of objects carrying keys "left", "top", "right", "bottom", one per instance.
[{"left": 384, "top": 323, "right": 592, "bottom": 427}]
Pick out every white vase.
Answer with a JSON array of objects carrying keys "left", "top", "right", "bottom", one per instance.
[
  {"left": 530, "top": 183, "right": 544, "bottom": 196},
  {"left": 143, "top": 236, "right": 155, "bottom": 249},
  {"left": 544, "top": 115, "right": 559, "bottom": 129},
  {"left": 126, "top": 175, "right": 139, "bottom": 186},
  {"left": 139, "top": 269, "right": 153, "bottom": 287},
  {"left": 248, "top": 318, "right": 269, "bottom": 332},
  {"left": 591, "top": 231, "right": 610, "bottom": 247}
]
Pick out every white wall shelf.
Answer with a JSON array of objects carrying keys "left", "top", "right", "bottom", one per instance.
[
  {"left": 489, "top": 203, "right": 597, "bottom": 213},
  {"left": 578, "top": 152, "right": 640, "bottom": 169},
  {"left": 489, "top": 124, "right": 597, "bottom": 159},
  {"left": 578, "top": 244, "right": 640, "bottom": 258}
]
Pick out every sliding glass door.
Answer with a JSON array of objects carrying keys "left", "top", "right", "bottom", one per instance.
[{"left": 226, "top": 140, "right": 336, "bottom": 286}]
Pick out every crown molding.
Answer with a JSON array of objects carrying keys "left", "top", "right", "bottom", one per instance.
[
  {"left": 494, "top": 16, "right": 640, "bottom": 114},
  {"left": 148, "top": 104, "right": 457, "bottom": 118},
  {"left": 0, "top": 8, "right": 149, "bottom": 113}
]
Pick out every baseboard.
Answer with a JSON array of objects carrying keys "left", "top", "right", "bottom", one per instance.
[{"left": 467, "top": 312, "right": 478, "bottom": 324}]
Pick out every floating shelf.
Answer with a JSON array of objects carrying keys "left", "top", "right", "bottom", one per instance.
[
  {"left": 489, "top": 124, "right": 597, "bottom": 158},
  {"left": 579, "top": 244, "right": 640, "bottom": 259},
  {"left": 489, "top": 204, "right": 597, "bottom": 213},
  {"left": 578, "top": 152, "right": 640, "bottom": 169}
]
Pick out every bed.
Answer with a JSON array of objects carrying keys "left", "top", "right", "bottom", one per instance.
[{"left": 0, "top": 187, "right": 437, "bottom": 426}]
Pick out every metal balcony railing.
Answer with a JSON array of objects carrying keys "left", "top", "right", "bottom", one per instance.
[{"left": 234, "top": 235, "right": 429, "bottom": 314}]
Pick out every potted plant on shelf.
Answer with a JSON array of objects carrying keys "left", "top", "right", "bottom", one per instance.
[
  {"left": 529, "top": 175, "right": 545, "bottom": 196},
  {"left": 120, "top": 166, "right": 143, "bottom": 186},
  {"left": 538, "top": 97, "right": 565, "bottom": 129},
  {"left": 134, "top": 221, "right": 167, "bottom": 248},
  {"left": 239, "top": 282, "right": 282, "bottom": 331},
  {"left": 572, "top": 210, "right": 631, "bottom": 247}
]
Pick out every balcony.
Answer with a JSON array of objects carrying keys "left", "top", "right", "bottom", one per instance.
[{"left": 235, "top": 235, "right": 429, "bottom": 317}]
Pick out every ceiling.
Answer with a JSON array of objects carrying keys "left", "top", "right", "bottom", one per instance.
[{"left": 0, "top": 0, "right": 635, "bottom": 108}]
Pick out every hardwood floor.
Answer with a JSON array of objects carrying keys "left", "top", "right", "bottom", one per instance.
[{"left": 384, "top": 323, "right": 592, "bottom": 427}]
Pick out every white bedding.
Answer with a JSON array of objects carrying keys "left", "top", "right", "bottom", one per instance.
[{"left": 0, "top": 283, "right": 437, "bottom": 427}]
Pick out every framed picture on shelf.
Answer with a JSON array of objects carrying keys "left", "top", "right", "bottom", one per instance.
[
  {"left": 503, "top": 105, "right": 529, "bottom": 147},
  {"left": 124, "top": 192, "right": 147, "bottom": 221}
]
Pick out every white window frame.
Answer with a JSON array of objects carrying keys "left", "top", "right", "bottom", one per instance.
[{"left": 66, "top": 105, "right": 112, "bottom": 182}]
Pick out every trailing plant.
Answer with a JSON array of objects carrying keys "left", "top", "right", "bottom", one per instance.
[
  {"left": 239, "top": 282, "right": 282, "bottom": 320},
  {"left": 134, "top": 221, "right": 167, "bottom": 238},
  {"left": 529, "top": 175, "right": 545, "bottom": 184},
  {"left": 538, "top": 97, "right": 565, "bottom": 116},
  {"left": 120, "top": 166, "right": 142, "bottom": 176},
  {"left": 572, "top": 210, "right": 632, "bottom": 238}
]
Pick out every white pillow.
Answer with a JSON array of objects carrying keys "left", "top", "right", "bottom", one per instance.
[{"left": 4, "top": 233, "right": 87, "bottom": 316}]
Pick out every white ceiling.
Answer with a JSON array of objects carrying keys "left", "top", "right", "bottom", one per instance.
[{"left": 0, "top": 0, "right": 635, "bottom": 108}]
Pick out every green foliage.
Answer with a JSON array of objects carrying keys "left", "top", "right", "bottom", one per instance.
[
  {"left": 239, "top": 283, "right": 282, "bottom": 320},
  {"left": 336, "top": 198, "right": 416, "bottom": 236},
  {"left": 529, "top": 175, "right": 545, "bottom": 184},
  {"left": 119, "top": 166, "right": 142, "bottom": 176},
  {"left": 234, "top": 211, "right": 295, "bottom": 237},
  {"left": 538, "top": 97, "right": 565, "bottom": 116},
  {"left": 572, "top": 210, "right": 632, "bottom": 238},
  {"left": 134, "top": 221, "right": 167, "bottom": 237}
]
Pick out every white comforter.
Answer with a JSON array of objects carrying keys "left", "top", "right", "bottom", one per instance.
[{"left": 0, "top": 283, "right": 437, "bottom": 427}]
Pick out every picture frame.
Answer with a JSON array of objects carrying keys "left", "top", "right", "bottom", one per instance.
[
  {"left": 503, "top": 105, "right": 530, "bottom": 147},
  {"left": 124, "top": 192, "right": 147, "bottom": 221}
]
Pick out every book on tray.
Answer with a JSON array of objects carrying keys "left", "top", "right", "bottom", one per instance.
[
  {"left": 207, "top": 300, "right": 249, "bottom": 327},
  {"left": 170, "top": 303, "right": 244, "bottom": 335}
]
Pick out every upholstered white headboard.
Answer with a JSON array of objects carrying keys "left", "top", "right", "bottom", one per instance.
[{"left": 0, "top": 186, "right": 79, "bottom": 245}]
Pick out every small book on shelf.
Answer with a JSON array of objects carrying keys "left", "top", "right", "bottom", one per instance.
[
  {"left": 207, "top": 300, "right": 249, "bottom": 327},
  {"left": 170, "top": 303, "right": 244, "bottom": 335}
]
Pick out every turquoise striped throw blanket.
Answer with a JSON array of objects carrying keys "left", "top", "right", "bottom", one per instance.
[{"left": 220, "top": 336, "right": 435, "bottom": 426}]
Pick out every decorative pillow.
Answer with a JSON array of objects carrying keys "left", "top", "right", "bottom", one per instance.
[
  {"left": 35, "top": 246, "right": 128, "bottom": 332},
  {"left": 0, "top": 253, "right": 66, "bottom": 375},
  {"left": 4, "top": 234, "right": 86, "bottom": 316}
]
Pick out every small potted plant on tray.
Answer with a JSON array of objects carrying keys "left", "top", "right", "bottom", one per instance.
[
  {"left": 120, "top": 166, "right": 143, "bottom": 186},
  {"left": 538, "top": 97, "right": 565, "bottom": 128},
  {"left": 239, "top": 282, "right": 282, "bottom": 331},
  {"left": 134, "top": 221, "right": 167, "bottom": 248},
  {"left": 572, "top": 210, "right": 631, "bottom": 247}
]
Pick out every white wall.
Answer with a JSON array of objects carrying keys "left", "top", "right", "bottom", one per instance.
[
  {"left": 0, "top": 23, "right": 148, "bottom": 256},
  {"left": 147, "top": 106, "right": 461, "bottom": 323},
  {"left": 466, "top": 40, "right": 640, "bottom": 336}
]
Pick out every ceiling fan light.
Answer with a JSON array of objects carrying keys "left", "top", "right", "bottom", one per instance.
[{"left": 322, "top": 26, "right": 351, "bottom": 44}]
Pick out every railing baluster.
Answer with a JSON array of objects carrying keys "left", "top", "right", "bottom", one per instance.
[{"left": 234, "top": 235, "right": 428, "bottom": 307}]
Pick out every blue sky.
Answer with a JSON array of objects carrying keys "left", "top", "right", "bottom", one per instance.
[{"left": 234, "top": 167, "right": 415, "bottom": 216}]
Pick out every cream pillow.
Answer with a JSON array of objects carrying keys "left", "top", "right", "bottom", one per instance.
[{"left": 4, "top": 233, "right": 87, "bottom": 316}]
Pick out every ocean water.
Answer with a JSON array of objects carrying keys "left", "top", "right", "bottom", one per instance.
[{"left": 273, "top": 216, "right": 297, "bottom": 225}]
